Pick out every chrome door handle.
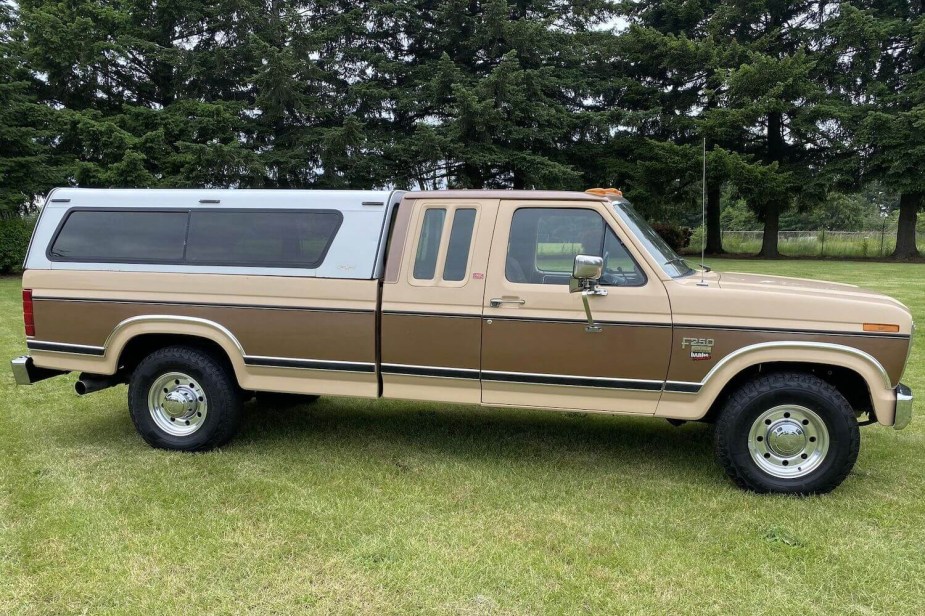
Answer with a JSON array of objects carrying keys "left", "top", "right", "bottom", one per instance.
[{"left": 489, "top": 297, "right": 526, "bottom": 308}]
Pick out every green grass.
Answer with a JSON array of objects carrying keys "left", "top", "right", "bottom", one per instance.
[{"left": 2, "top": 260, "right": 924, "bottom": 614}]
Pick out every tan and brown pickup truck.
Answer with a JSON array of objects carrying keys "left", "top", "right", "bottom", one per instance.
[{"left": 11, "top": 187, "right": 914, "bottom": 494}]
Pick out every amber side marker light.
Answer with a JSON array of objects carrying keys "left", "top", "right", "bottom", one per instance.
[{"left": 863, "top": 323, "right": 900, "bottom": 333}]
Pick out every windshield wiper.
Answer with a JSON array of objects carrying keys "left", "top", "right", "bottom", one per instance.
[
  {"left": 664, "top": 256, "right": 690, "bottom": 269},
  {"left": 663, "top": 256, "right": 697, "bottom": 277}
]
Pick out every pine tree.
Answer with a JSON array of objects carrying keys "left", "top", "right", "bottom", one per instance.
[
  {"left": 828, "top": 2, "right": 924, "bottom": 258},
  {"left": 618, "top": 1, "right": 842, "bottom": 257},
  {"left": 339, "top": 0, "right": 618, "bottom": 190},
  {"left": 0, "top": 3, "right": 59, "bottom": 214},
  {"left": 17, "top": 0, "right": 263, "bottom": 188}
]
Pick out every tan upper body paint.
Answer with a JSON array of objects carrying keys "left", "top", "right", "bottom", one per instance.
[{"left": 21, "top": 190, "right": 914, "bottom": 426}]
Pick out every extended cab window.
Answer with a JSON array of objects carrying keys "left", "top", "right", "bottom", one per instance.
[
  {"left": 412, "top": 207, "right": 478, "bottom": 283},
  {"left": 442, "top": 208, "right": 476, "bottom": 281},
  {"left": 413, "top": 208, "right": 446, "bottom": 279},
  {"left": 186, "top": 210, "right": 341, "bottom": 268},
  {"left": 506, "top": 208, "right": 645, "bottom": 286},
  {"left": 50, "top": 210, "right": 188, "bottom": 262}
]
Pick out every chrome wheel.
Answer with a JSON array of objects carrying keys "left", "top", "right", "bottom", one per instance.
[
  {"left": 748, "top": 404, "right": 829, "bottom": 479},
  {"left": 147, "top": 372, "right": 208, "bottom": 437}
]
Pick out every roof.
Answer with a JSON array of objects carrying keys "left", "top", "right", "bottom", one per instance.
[
  {"left": 403, "top": 190, "right": 607, "bottom": 202},
  {"left": 45, "top": 188, "right": 397, "bottom": 211}
]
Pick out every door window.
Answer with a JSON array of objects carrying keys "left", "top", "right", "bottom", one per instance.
[{"left": 506, "top": 208, "right": 645, "bottom": 286}]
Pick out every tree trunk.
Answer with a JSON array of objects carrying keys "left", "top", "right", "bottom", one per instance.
[
  {"left": 460, "top": 162, "right": 482, "bottom": 189},
  {"left": 512, "top": 169, "right": 525, "bottom": 190},
  {"left": 705, "top": 181, "right": 724, "bottom": 254},
  {"left": 892, "top": 192, "right": 921, "bottom": 259},
  {"left": 759, "top": 201, "right": 781, "bottom": 258},
  {"left": 759, "top": 111, "right": 785, "bottom": 258}
]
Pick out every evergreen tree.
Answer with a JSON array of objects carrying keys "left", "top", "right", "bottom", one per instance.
[
  {"left": 338, "top": 0, "right": 618, "bottom": 190},
  {"left": 618, "top": 1, "right": 843, "bottom": 257},
  {"left": 0, "top": 3, "right": 59, "bottom": 214},
  {"left": 614, "top": 2, "right": 727, "bottom": 251},
  {"left": 17, "top": 0, "right": 263, "bottom": 188},
  {"left": 829, "top": 1, "right": 924, "bottom": 258}
]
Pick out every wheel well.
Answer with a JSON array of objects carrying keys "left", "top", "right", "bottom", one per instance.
[
  {"left": 117, "top": 334, "right": 237, "bottom": 382},
  {"left": 702, "top": 362, "right": 874, "bottom": 423}
]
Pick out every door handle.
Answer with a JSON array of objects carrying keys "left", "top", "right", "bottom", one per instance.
[{"left": 489, "top": 297, "right": 526, "bottom": 308}]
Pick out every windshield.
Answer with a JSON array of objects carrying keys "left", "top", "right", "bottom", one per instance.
[{"left": 610, "top": 198, "right": 694, "bottom": 278}]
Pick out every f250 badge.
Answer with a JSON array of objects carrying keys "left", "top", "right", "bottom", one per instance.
[{"left": 681, "top": 337, "right": 715, "bottom": 361}]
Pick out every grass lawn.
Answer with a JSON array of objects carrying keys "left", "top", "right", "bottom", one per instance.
[{"left": 2, "top": 259, "right": 924, "bottom": 614}]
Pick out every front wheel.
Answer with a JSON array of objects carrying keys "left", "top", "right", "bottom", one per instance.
[
  {"left": 714, "top": 372, "right": 860, "bottom": 495},
  {"left": 128, "top": 346, "right": 243, "bottom": 451}
]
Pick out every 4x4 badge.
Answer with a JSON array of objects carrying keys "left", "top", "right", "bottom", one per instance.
[{"left": 681, "top": 337, "right": 714, "bottom": 361}]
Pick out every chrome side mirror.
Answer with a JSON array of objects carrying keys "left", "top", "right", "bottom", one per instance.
[
  {"left": 569, "top": 255, "right": 607, "bottom": 333},
  {"left": 572, "top": 254, "right": 603, "bottom": 282},
  {"left": 570, "top": 255, "right": 606, "bottom": 295}
]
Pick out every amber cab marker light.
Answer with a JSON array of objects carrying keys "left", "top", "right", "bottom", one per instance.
[
  {"left": 863, "top": 323, "right": 900, "bottom": 333},
  {"left": 23, "top": 289, "right": 35, "bottom": 337},
  {"left": 585, "top": 187, "right": 623, "bottom": 197}
]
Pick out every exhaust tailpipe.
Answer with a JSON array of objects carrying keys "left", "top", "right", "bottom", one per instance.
[{"left": 75, "top": 373, "right": 121, "bottom": 396}]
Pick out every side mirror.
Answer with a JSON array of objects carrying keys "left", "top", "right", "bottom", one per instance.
[
  {"left": 570, "top": 255, "right": 605, "bottom": 295},
  {"left": 570, "top": 255, "right": 607, "bottom": 333},
  {"left": 572, "top": 254, "right": 603, "bottom": 282}
]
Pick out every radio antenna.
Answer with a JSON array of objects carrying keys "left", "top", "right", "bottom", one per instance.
[{"left": 699, "top": 137, "right": 707, "bottom": 285}]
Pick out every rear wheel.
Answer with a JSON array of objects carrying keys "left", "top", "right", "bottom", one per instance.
[
  {"left": 714, "top": 372, "right": 860, "bottom": 495},
  {"left": 128, "top": 346, "right": 243, "bottom": 451}
]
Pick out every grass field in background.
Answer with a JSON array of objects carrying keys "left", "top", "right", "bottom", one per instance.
[
  {"left": 2, "top": 260, "right": 924, "bottom": 614},
  {"left": 685, "top": 230, "right": 925, "bottom": 258}
]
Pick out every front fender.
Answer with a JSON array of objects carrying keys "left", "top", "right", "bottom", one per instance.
[{"left": 657, "top": 341, "right": 897, "bottom": 426}]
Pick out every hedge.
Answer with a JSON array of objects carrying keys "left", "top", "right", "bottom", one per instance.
[{"left": 0, "top": 216, "right": 37, "bottom": 275}]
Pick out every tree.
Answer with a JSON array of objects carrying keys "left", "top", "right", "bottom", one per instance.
[
  {"left": 0, "top": 3, "right": 60, "bottom": 214},
  {"left": 371, "top": 0, "right": 618, "bottom": 190},
  {"left": 826, "top": 2, "right": 924, "bottom": 258},
  {"left": 614, "top": 3, "right": 729, "bottom": 251},
  {"left": 617, "top": 1, "right": 844, "bottom": 258},
  {"left": 17, "top": 0, "right": 264, "bottom": 189}
]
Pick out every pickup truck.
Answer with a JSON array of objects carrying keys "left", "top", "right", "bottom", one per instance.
[{"left": 11, "top": 187, "right": 914, "bottom": 494}]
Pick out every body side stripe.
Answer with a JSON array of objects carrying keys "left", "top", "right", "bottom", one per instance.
[
  {"left": 34, "top": 296, "right": 374, "bottom": 315},
  {"left": 381, "top": 363, "right": 480, "bottom": 379},
  {"left": 674, "top": 323, "right": 910, "bottom": 340},
  {"left": 244, "top": 356, "right": 376, "bottom": 373},
  {"left": 27, "top": 340, "right": 105, "bottom": 356},
  {"left": 481, "top": 370, "right": 664, "bottom": 392}
]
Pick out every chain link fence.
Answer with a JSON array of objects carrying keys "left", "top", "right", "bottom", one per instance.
[{"left": 715, "top": 229, "right": 925, "bottom": 257}]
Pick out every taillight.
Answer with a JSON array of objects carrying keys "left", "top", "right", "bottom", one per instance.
[{"left": 23, "top": 289, "right": 35, "bottom": 337}]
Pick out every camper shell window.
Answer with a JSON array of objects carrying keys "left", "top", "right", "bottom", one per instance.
[{"left": 48, "top": 208, "right": 343, "bottom": 269}]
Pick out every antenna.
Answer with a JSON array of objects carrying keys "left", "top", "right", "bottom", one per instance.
[{"left": 699, "top": 137, "right": 707, "bottom": 286}]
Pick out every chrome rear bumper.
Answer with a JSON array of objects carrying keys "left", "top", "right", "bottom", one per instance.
[
  {"left": 10, "top": 356, "right": 66, "bottom": 385},
  {"left": 895, "top": 383, "right": 913, "bottom": 430}
]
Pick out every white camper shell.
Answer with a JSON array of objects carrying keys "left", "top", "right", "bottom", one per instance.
[{"left": 26, "top": 188, "right": 405, "bottom": 279}]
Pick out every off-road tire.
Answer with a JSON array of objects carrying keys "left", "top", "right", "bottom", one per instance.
[
  {"left": 714, "top": 371, "right": 860, "bottom": 495},
  {"left": 128, "top": 346, "right": 243, "bottom": 451}
]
